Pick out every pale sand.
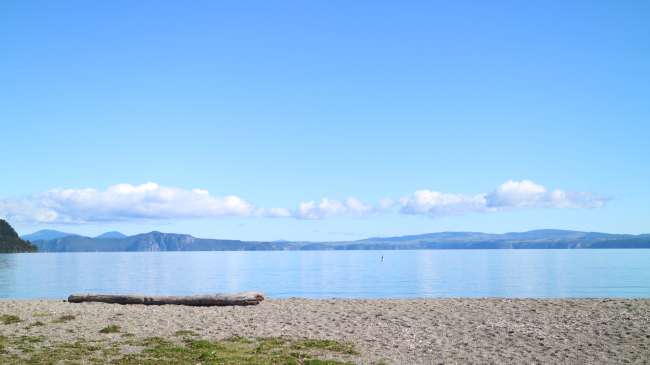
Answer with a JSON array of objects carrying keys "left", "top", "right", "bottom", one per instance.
[{"left": 1, "top": 298, "right": 649, "bottom": 364}]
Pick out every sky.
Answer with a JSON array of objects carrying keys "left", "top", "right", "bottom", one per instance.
[{"left": 1, "top": 1, "right": 648, "bottom": 241}]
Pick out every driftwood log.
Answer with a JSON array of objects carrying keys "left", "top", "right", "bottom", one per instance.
[{"left": 67, "top": 292, "right": 264, "bottom": 306}]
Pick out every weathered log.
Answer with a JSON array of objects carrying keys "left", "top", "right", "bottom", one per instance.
[{"left": 67, "top": 292, "right": 264, "bottom": 306}]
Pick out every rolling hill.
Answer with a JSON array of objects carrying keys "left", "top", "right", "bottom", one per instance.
[
  {"left": 95, "top": 231, "right": 127, "bottom": 239},
  {"left": 21, "top": 229, "right": 76, "bottom": 241}
]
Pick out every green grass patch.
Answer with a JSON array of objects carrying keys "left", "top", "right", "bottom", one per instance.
[
  {"left": 52, "top": 314, "right": 76, "bottom": 323},
  {"left": 173, "top": 330, "right": 198, "bottom": 338},
  {"left": 0, "top": 315, "right": 21, "bottom": 325},
  {"left": 0, "top": 335, "right": 358, "bottom": 364},
  {"left": 12, "top": 340, "right": 104, "bottom": 364},
  {"left": 10, "top": 336, "right": 45, "bottom": 354},
  {"left": 226, "top": 335, "right": 254, "bottom": 344},
  {"left": 25, "top": 321, "right": 45, "bottom": 329},
  {"left": 100, "top": 325, "right": 121, "bottom": 334},
  {"left": 137, "top": 337, "right": 170, "bottom": 347},
  {"left": 16, "top": 336, "right": 43, "bottom": 344},
  {"left": 292, "top": 339, "right": 358, "bottom": 355},
  {"left": 121, "top": 336, "right": 356, "bottom": 365}
]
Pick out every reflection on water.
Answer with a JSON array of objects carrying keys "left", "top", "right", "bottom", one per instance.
[
  {"left": 0, "top": 250, "right": 649, "bottom": 299},
  {"left": 0, "top": 255, "right": 16, "bottom": 298}
]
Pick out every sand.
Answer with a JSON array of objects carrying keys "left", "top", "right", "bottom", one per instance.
[{"left": 1, "top": 298, "right": 649, "bottom": 364}]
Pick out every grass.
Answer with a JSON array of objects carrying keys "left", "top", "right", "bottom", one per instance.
[
  {"left": 0, "top": 315, "right": 21, "bottom": 325},
  {"left": 52, "top": 314, "right": 76, "bottom": 323},
  {"left": 2, "top": 335, "right": 45, "bottom": 355},
  {"left": 0, "top": 334, "right": 358, "bottom": 364},
  {"left": 173, "top": 330, "right": 198, "bottom": 337},
  {"left": 292, "top": 339, "right": 358, "bottom": 355},
  {"left": 120, "top": 336, "right": 356, "bottom": 365},
  {"left": 25, "top": 321, "right": 45, "bottom": 329},
  {"left": 16, "top": 336, "right": 44, "bottom": 344},
  {"left": 4, "top": 340, "right": 106, "bottom": 364},
  {"left": 100, "top": 325, "right": 121, "bottom": 334}
]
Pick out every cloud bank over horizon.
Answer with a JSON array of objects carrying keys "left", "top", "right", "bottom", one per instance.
[
  {"left": 0, "top": 180, "right": 607, "bottom": 224},
  {"left": 400, "top": 180, "right": 606, "bottom": 218}
]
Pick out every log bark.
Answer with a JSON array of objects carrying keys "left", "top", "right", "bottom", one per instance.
[{"left": 67, "top": 292, "right": 264, "bottom": 306}]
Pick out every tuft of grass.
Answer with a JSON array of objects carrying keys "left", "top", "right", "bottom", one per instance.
[
  {"left": 0, "top": 315, "right": 21, "bottom": 325},
  {"left": 12, "top": 340, "right": 104, "bottom": 364},
  {"left": 173, "top": 330, "right": 198, "bottom": 338},
  {"left": 99, "top": 325, "right": 121, "bottom": 334},
  {"left": 137, "top": 337, "right": 169, "bottom": 347},
  {"left": 52, "top": 314, "right": 76, "bottom": 323},
  {"left": 25, "top": 321, "right": 45, "bottom": 330},
  {"left": 31, "top": 312, "right": 50, "bottom": 318},
  {"left": 226, "top": 336, "right": 254, "bottom": 344},
  {"left": 16, "top": 336, "right": 44, "bottom": 344},
  {"left": 10, "top": 335, "right": 45, "bottom": 354},
  {"left": 292, "top": 339, "right": 358, "bottom": 355},
  {"left": 254, "top": 337, "right": 287, "bottom": 353}
]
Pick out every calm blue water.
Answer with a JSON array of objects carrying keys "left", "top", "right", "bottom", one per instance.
[{"left": 1, "top": 250, "right": 649, "bottom": 299}]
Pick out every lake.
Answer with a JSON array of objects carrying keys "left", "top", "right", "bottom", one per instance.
[{"left": 1, "top": 250, "right": 649, "bottom": 299}]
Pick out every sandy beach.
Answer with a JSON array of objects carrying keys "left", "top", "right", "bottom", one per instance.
[{"left": 1, "top": 298, "right": 649, "bottom": 364}]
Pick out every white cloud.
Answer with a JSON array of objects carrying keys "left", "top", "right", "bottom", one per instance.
[
  {"left": 484, "top": 180, "right": 547, "bottom": 208},
  {"left": 261, "top": 207, "right": 293, "bottom": 218},
  {"left": 0, "top": 183, "right": 262, "bottom": 223},
  {"left": 378, "top": 198, "right": 395, "bottom": 210},
  {"left": 0, "top": 180, "right": 607, "bottom": 224},
  {"left": 399, "top": 180, "right": 606, "bottom": 218},
  {"left": 0, "top": 199, "right": 59, "bottom": 223},
  {"left": 294, "top": 197, "right": 377, "bottom": 220},
  {"left": 485, "top": 179, "right": 605, "bottom": 209},
  {"left": 400, "top": 191, "right": 487, "bottom": 217}
]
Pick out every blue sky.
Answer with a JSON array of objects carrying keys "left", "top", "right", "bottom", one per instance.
[{"left": 1, "top": 1, "right": 648, "bottom": 240}]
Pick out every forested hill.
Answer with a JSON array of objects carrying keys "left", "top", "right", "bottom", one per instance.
[{"left": 0, "top": 219, "right": 37, "bottom": 253}]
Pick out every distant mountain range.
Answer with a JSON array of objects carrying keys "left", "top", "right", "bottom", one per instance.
[
  {"left": 21, "top": 229, "right": 78, "bottom": 242},
  {"left": 20, "top": 228, "right": 650, "bottom": 252},
  {"left": 95, "top": 231, "right": 128, "bottom": 239}
]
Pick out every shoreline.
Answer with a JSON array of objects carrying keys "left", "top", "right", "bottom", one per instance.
[{"left": 1, "top": 298, "right": 649, "bottom": 364}]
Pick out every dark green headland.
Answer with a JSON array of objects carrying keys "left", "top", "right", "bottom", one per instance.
[{"left": 0, "top": 219, "right": 37, "bottom": 253}]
